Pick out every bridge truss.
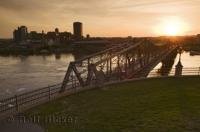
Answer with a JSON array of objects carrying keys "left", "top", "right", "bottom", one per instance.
[{"left": 60, "top": 39, "right": 178, "bottom": 92}]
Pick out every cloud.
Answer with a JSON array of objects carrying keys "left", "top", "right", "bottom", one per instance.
[{"left": 0, "top": 0, "right": 200, "bottom": 37}]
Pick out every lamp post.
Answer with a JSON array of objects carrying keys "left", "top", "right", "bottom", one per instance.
[{"left": 175, "top": 47, "right": 183, "bottom": 76}]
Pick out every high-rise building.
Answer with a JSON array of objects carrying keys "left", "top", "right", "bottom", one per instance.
[
  {"left": 13, "top": 29, "right": 20, "bottom": 42},
  {"left": 55, "top": 28, "right": 59, "bottom": 36},
  {"left": 13, "top": 26, "right": 28, "bottom": 42},
  {"left": 19, "top": 26, "right": 28, "bottom": 41},
  {"left": 73, "top": 22, "right": 83, "bottom": 40}
]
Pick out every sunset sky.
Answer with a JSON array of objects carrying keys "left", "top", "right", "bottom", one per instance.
[{"left": 0, "top": 0, "right": 200, "bottom": 38}]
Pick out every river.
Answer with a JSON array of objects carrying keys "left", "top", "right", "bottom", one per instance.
[
  {"left": 150, "top": 51, "right": 200, "bottom": 76},
  {"left": 0, "top": 54, "right": 74, "bottom": 98},
  {"left": 0, "top": 50, "right": 200, "bottom": 98}
]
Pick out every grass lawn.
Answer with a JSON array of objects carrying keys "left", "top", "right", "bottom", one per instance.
[{"left": 26, "top": 77, "right": 200, "bottom": 132}]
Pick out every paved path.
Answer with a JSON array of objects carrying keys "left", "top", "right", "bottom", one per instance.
[{"left": 0, "top": 121, "right": 44, "bottom": 132}]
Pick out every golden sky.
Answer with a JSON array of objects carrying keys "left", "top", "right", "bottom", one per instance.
[{"left": 0, "top": 0, "right": 200, "bottom": 38}]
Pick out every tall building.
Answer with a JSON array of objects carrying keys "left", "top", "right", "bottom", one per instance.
[
  {"left": 13, "top": 29, "right": 20, "bottom": 42},
  {"left": 73, "top": 22, "right": 83, "bottom": 40},
  {"left": 55, "top": 28, "right": 59, "bottom": 36},
  {"left": 13, "top": 26, "right": 28, "bottom": 42}
]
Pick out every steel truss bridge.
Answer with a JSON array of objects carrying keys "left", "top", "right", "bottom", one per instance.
[{"left": 60, "top": 39, "right": 178, "bottom": 92}]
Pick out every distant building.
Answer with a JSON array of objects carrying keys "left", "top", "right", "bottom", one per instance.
[
  {"left": 59, "top": 32, "right": 72, "bottom": 43},
  {"left": 73, "top": 22, "right": 83, "bottom": 40},
  {"left": 46, "top": 32, "right": 57, "bottom": 45},
  {"left": 13, "top": 30, "right": 19, "bottom": 42},
  {"left": 46, "top": 30, "right": 72, "bottom": 45},
  {"left": 13, "top": 26, "right": 73, "bottom": 45},
  {"left": 86, "top": 34, "right": 90, "bottom": 39},
  {"left": 55, "top": 28, "right": 59, "bottom": 36},
  {"left": 13, "top": 26, "right": 28, "bottom": 43},
  {"left": 197, "top": 34, "right": 200, "bottom": 45},
  {"left": 28, "top": 31, "right": 45, "bottom": 45},
  {"left": 29, "top": 31, "right": 44, "bottom": 40}
]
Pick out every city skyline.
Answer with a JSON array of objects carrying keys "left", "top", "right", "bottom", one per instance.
[
  {"left": 12, "top": 22, "right": 82, "bottom": 43},
  {"left": 0, "top": 0, "right": 200, "bottom": 38}
]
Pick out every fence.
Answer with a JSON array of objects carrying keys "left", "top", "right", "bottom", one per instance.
[
  {"left": 0, "top": 67, "right": 200, "bottom": 119},
  {"left": 148, "top": 67, "right": 200, "bottom": 77}
]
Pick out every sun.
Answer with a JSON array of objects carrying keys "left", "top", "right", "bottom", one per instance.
[
  {"left": 164, "top": 21, "right": 180, "bottom": 36},
  {"left": 154, "top": 17, "right": 188, "bottom": 36}
]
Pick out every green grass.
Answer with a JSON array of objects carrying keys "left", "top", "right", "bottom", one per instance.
[{"left": 26, "top": 77, "right": 200, "bottom": 132}]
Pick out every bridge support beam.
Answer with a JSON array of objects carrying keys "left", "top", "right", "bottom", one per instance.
[{"left": 60, "top": 40, "right": 178, "bottom": 92}]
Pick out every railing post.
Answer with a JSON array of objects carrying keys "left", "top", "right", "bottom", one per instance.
[
  {"left": 175, "top": 59, "right": 183, "bottom": 77},
  {"left": 117, "top": 55, "right": 121, "bottom": 80},
  {"left": 198, "top": 67, "right": 200, "bottom": 76},
  {"left": 106, "top": 59, "right": 109, "bottom": 76},
  {"left": 15, "top": 95, "right": 19, "bottom": 112},
  {"left": 110, "top": 55, "right": 112, "bottom": 75},
  {"left": 48, "top": 86, "right": 51, "bottom": 101},
  {"left": 75, "top": 79, "right": 77, "bottom": 88}
]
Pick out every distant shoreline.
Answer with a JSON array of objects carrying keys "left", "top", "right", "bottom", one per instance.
[{"left": 0, "top": 41, "right": 107, "bottom": 57}]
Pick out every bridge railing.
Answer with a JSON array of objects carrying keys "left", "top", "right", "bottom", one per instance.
[
  {"left": 0, "top": 82, "right": 78, "bottom": 119},
  {"left": 0, "top": 67, "right": 200, "bottom": 119},
  {"left": 148, "top": 67, "right": 200, "bottom": 77}
]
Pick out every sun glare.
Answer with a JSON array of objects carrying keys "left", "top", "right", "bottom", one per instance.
[
  {"left": 154, "top": 17, "right": 188, "bottom": 36},
  {"left": 164, "top": 21, "right": 180, "bottom": 36}
]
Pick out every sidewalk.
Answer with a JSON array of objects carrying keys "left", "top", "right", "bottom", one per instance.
[{"left": 0, "top": 121, "right": 44, "bottom": 132}]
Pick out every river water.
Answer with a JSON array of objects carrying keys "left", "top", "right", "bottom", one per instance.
[
  {"left": 154, "top": 51, "right": 200, "bottom": 69},
  {"left": 0, "top": 51, "right": 200, "bottom": 98},
  {"left": 150, "top": 51, "right": 200, "bottom": 76},
  {"left": 0, "top": 54, "right": 74, "bottom": 98}
]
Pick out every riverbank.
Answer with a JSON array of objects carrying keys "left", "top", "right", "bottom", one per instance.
[
  {"left": 0, "top": 43, "right": 74, "bottom": 56},
  {"left": 25, "top": 76, "right": 200, "bottom": 131},
  {"left": 0, "top": 41, "right": 107, "bottom": 57}
]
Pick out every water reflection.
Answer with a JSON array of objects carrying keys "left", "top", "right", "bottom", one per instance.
[
  {"left": 149, "top": 50, "right": 200, "bottom": 77},
  {"left": 55, "top": 54, "right": 61, "bottom": 60},
  {"left": 0, "top": 54, "right": 74, "bottom": 98},
  {"left": 158, "top": 50, "right": 178, "bottom": 76}
]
